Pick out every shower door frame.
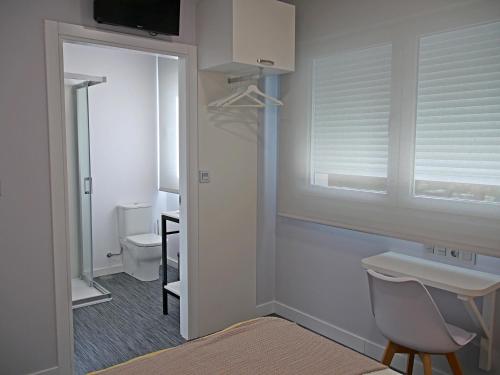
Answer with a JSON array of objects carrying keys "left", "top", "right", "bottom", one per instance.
[
  {"left": 74, "top": 82, "right": 94, "bottom": 287},
  {"left": 45, "top": 21, "right": 200, "bottom": 374},
  {"left": 69, "top": 77, "right": 113, "bottom": 308}
]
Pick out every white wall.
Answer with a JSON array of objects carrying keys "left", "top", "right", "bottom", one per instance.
[
  {"left": 196, "top": 71, "right": 258, "bottom": 336},
  {"left": 0, "top": 1, "right": 196, "bottom": 373},
  {"left": 63, "top": 43, "right": 158, "bottom": 275},
  {"left": 275, "top": 0, "right": 500, "bottom": 374}
]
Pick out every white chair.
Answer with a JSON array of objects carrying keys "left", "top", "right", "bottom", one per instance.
[{"left": 366, "top": 269, "right": 476, "bottom": 375}]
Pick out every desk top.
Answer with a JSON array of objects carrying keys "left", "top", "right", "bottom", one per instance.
[
  {"left": 162, "top": 210, "right": 180, "bottom": 221},
  {"left": 362, "top": 252, "right": 500, "bottom": 298}
]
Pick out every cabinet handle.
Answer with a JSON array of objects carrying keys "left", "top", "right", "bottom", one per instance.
[{"left": 257, "top": 58, "right": 275, "bottom": 66}]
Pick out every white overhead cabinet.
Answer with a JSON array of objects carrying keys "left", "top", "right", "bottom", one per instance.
[{"left": 197, "top": 0, "right": 295, "bottom": 74}]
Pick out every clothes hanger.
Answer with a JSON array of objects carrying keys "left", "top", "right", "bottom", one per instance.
[
  {"left": 208, "top": 71, "right": 284, "bottom": 108},
  {"left": 208, "top": 87, "right": 246, "bottom": 108},
  {"left": 246, "top": 84, "right": 283, "bottom": 106},
  {"left": 222, "top": 87, "right": 266, "bottom": 108},
  {"left": 222, "top": 84, "right": 282, "bottom": 108}
]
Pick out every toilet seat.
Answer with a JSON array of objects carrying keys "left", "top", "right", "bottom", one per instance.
[{"left": 126, "top": 233, "right": 162, "bottom": 247}]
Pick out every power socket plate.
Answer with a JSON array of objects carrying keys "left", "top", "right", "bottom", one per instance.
[{"left": 427, "top": 245, "right": 476, "bottom": 266}]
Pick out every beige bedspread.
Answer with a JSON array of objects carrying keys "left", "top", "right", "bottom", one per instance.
[{"left": 91, "top": 317, "right": 388, "bottom": 374}]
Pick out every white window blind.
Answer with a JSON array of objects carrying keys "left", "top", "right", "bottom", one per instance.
[
  {"left": 158, "top": 56, "right": 180, "bottom": 194},
  {"left": 311, "top": 44, "right": 392, "bottom": 192},
  {"left": 415, "top": 22, "right": 500, "bottom": 204}
]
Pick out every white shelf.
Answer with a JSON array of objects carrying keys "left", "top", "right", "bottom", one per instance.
[
  {"left": 164, "top": 281, "right": 181, "bottom": 297},
  {"left": 162, "top": 210, "right": 180, "bottom": 220}
]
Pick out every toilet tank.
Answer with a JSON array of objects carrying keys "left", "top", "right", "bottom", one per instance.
[{"left": 117, "top": 203, "right": 153, "bottom": 239}]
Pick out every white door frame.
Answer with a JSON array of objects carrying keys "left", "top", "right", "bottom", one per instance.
[{"left": 44, "top": 20, "right": 199, "bottom": 374}]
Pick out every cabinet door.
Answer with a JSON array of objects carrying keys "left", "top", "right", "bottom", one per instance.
[{"left": 233, "top": 0, "right": 295, "bottom": 73}]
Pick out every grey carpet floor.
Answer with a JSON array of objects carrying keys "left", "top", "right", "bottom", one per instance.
[{"left": 73, "top": 266, "right": 185, "bottom": 375}]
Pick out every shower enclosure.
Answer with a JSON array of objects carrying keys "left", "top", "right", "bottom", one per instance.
[{"left": 65, "top": 73, "right": 111, "bottom": 308}]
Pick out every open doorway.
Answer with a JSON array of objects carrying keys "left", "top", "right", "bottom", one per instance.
[
  {"left": 45, "top": 21, "right": 198, "bottom": 373},
  {"left": 62, "top": 41, "right": 184, "bottom": 374}
]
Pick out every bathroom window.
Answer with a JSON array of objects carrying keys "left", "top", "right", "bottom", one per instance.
[{"left": 158, "top": 56, "right": 180, "bottom": 194}]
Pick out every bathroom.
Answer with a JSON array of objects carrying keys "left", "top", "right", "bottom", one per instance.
[{"left": 63, "top": 42, "right": 182, "bottom": 374}]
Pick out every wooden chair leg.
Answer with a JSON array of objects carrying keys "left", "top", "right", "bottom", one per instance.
[
  {"left": 406, "top": 353, "right": 415, "bottom": 375},
  {"left": 445, "top": 353, "right": 463, "bottom": 375},
  {"left": 419, "top": 353, "right": 432, "bottom": 375},
  {"left": 381, "top": 341, "right": 397, "bottom": 366}
]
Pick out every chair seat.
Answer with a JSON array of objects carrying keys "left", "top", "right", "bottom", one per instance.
[
  {"left": 446, "top": 323, "right": 476, "bottom": 347},
  {"left": 367, "top": 270, "right": 475, "bottom": 374}
]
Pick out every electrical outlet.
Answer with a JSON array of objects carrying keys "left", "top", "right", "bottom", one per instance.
[
  {"left": 428, "top": 245, "right": 477, "bottom": 266},
  {"left": 199, "top": 170, "right": 210, "bottom": 183},
  {"left": 447, "top": 248, "right": 460, "bottom": 259}
]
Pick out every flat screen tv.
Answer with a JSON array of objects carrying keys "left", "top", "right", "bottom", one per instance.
[{"left": 94, "top": 0, "right": 181, "bottom": 36}]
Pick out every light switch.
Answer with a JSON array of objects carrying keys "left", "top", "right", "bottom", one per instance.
[{"left": 199, "top": 171, "right": 210, "bottom": 183}]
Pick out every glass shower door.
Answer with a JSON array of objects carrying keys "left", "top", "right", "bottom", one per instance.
[{"left": 76, "top": 84, "right": 94, "bottom": 287}]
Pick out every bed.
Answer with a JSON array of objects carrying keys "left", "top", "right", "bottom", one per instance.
[{"left": 90, "top": 317, "right": 399, "bottom": 374}]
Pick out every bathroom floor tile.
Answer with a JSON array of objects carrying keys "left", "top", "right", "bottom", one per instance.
[{"left": 73, "top": 266, "right": 183, "bottom": 375}]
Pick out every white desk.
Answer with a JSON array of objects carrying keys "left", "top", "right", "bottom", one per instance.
[{"left": 362, "top": 251, "right": 500, "bottom": 371}]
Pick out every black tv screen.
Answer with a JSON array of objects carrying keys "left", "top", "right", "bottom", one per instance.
[{"left": 94, "top": 0, "right": 181, "bottom": 36}]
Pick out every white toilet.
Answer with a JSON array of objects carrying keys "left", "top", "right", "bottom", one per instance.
[{"left": 117, "top": 203, "right": 162, "bottom": 282}]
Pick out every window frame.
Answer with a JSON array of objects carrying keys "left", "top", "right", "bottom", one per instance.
[
  {"left": 400, "top": 26, "right": 500, "bottom": 221},
  {"left": 307, "top": 43, "right": 400, "bottom": 205},
  {"left": 307, "top": 24, "right": 500, "bottom": 222}
]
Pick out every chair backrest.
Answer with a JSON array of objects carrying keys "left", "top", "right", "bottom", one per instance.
[{"left": 366, "top": 269, "right": 456, "bottom": 353}]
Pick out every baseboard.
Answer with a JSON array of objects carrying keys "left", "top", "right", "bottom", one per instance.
[
  {"left": 94, "top": 258, "right": 177, "bottom": 278},
  {"left": 272, "top": 301, "right": 450, "bottom": 375},
  {"left": 93, "top": 264, "right": 124, "bottom": 277},
  {"left": 274, "top": 301, "right": 365, "bottom": 353},
  {"left": 28, "top": 366, "right": 58, "bottom": 375},
  {"left": 256, "top": 301, "right": 275, "bottom": 316}
]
